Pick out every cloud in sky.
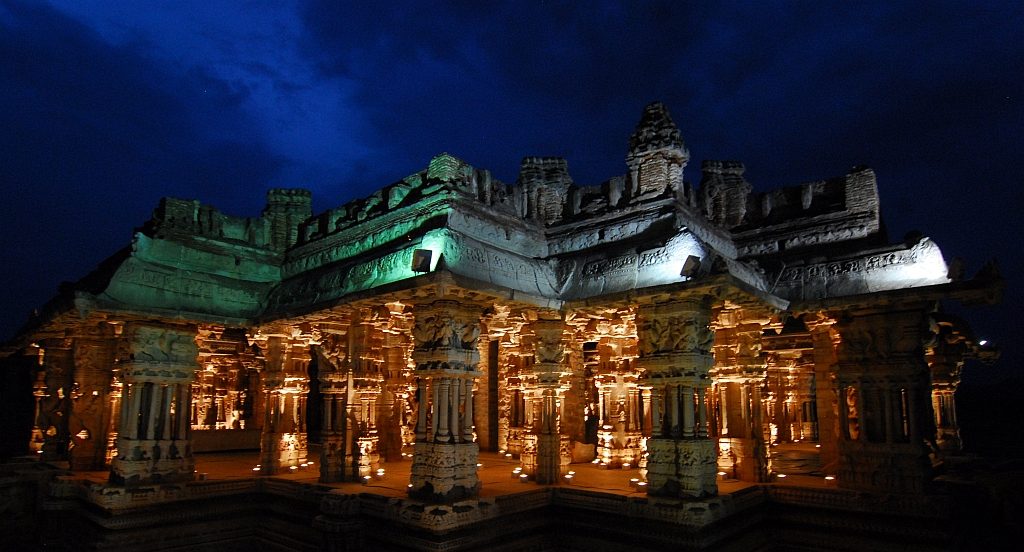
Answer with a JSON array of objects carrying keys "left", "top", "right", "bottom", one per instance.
[{"left": 1, "top": 1, "right": 1021, "bottom": 369}]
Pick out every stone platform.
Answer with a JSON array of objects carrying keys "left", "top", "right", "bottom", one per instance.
[{"left": 23, "top": 448, "right": 974, "bottom": 551}]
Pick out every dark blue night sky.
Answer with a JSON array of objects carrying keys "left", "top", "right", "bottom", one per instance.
[{"left": 2, "top": 1, "right": 1021, "bottom": 378}]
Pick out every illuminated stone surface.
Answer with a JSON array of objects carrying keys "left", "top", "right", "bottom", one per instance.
[{"left": 1, "top": 102, "right": 1003, "bottom": 549}]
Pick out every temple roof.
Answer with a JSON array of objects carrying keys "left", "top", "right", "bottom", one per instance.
[{"left": 7, "top": 102, "right": 988, "bottom": 345}]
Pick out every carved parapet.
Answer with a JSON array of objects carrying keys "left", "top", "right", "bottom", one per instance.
[
  {"left": 628, "top": 102, "right": 687, "bottom": 158},
  {"left": 700, "top": 160, "right": 752, "bottom": 228},
  {"left": 426, "top": 153, "right": 472, "bottom": 185},
  {"left": 626, "top": 102, "right": 689, "bottom": 202},
  {"left": 263, "top": 188, "right": 312, "bottom": 252},
  {"left": 518, "top": 157, "right": 572, "bottom": 226}
]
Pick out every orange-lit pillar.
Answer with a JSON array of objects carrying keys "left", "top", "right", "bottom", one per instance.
[
  {"left": 110, "top": 323, "right": 197, "bottom": 485},
  {"left": 521, "top": 314, "right": 571, "bottom": 484},
  {"left": 637, "top": 295, "right": 717, "bottom": 498},
  {"left": 408, "top": 300, "right": 483, "bottom": 502}
]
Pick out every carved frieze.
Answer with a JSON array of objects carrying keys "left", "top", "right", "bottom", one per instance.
[
  {"left": 835, "top": 311, "right": 928, "bottom": 365},
  {"left": 412, "top": 303, "right": 481, "bottom": 354},
  {"left": 637, "top": 299, "right": 714, "bottom": 359}
]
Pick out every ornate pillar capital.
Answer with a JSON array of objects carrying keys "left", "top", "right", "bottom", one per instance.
[
  {"left": 411, "top": 300, "right": 482, "bottom": 375},
  {"left": 636, "top": 295, "right": 714, "bottom": 379}
]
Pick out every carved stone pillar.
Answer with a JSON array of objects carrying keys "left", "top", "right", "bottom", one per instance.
[
  {"left": 926, "top": 317, "right": 970, "bottom": 453},
  {"left": 521, "top": 315, "right": 571, "bottom": 484},
  {"left": 110, "top": 323, "right": 197, "bottom": 485},
  {"left": 408, "top": 300, "right": 483, "bottom": 502},
  {"left": 317, "top": 329, "right": 350, "bottom": 483},
  {"left": 378, "top": 313, "right": 411, "bottom": 462},
  {"left": 711, "top": 311, "right": 769, "bottom": 482},
  {"left": 809, "top": 319, "right": 841, "bottom": 475},
  {"left": 637, "top": 295, "right": 717, "bottom": 498},
  {"left": 68, "top": 324, "right": 119, "bottom": 471},
  {"left": 37, "top": 338, "right": 74, "bottom": 461},
  {"left": 349, "top": 311, "right": 382, "bottom": 479},
  {"left": 927, "top": 352, "right": 961, "bottom": 452},
  {"left": 833, "top": 308, "right": 933, "bottom": 494},
  {"left": 30, "top": 364, "right": 46, "bottom": 455},
  {"left": 259, "top": 334, "right": 309, "bottom": 475}
]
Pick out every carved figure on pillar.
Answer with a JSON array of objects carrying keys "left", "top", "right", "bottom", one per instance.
[
  {"left": 636, "top": 295, "right": 717, "bottom": 498},
  {"left": 408, "top": 300, "right": 483, "bottom": 502},
  {"left": 110, "top": 323, "right": 198, "bottom": 486}
]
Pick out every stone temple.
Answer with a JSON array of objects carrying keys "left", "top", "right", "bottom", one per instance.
[{"left": 0, "top": 103, "right": 1003, "bottom": 550}]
